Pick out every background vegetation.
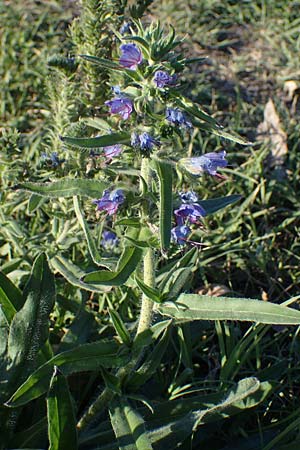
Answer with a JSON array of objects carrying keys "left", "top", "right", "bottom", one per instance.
[{"left": 1, "top": 0, "right": 300, "bottom": 449}]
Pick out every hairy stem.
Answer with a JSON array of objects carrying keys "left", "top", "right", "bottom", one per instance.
[{"left": 136, "top": 157, "right": 155, "bottom": 337}]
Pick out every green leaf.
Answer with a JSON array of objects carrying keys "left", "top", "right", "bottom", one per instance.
[
  {"left": 135, "top": 276, "right": 162, "bottom": 304},
  {"left": 50, "top": 255, "right": 112, "bottom": 293},
  {"left": 158, "top": 294, "right": 300, "bottom": 325},
  {"left": 47, "top": 367, "right": 78, "bottom": 450},
  {"left": 60, "top": 132, "right": 131, "bottom": 149},
  {"left": 80, "top": 54, "right": 123, "bottom": 70},
  {"left": 109, "top": 309, "right": 131, "bottom": 347},
  {"left": 109, "top": 398, "right": 153, "bottom": 450},
  {"left": 73, "top": 196, "right": 102, "bottom": 266},
  {"left": 0, "top": 270, "right": 23, "bottom": 323},
  {"left": 153, "top": 159, "right": 173, "bottom": 251},
  {"left": 199, "top": 194, "right": 242, "bottom": 215},
  {"left": 6, "top": 340, "right": 129, "bottom": 407},
  {"left": 7, "top": 253, "right": 55, "bottom": 369},
  {"left": 15, "top": 178, "right": 108, "bottom": 199},
  {"left": 126, "top": 325, "right": 171, "bottom": 390},
  {"left": 28, "top": 193, "right": 44, "bottom": 213},
  {"left": 84, "top": 245, "right": 143, "bottom": 286}
]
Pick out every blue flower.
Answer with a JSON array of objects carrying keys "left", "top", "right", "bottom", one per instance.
[
  {"left": 119, "top": 43, "right": 142, "bottom": 70},
  {"left": 103, "top": 144, "right": 123, "bottom": 161},
  {"left": 179, "top": 190, "right": 198, "bottom": 204},
  {"left": 101, "top": 231, "right": 119, "bottom": 250},
  {"left": 41, "top": 152, "right": 65, "bottom": 167},
  {"left": 153, "top": 70, "right": 176, "bottom": 88},
  {"left": 174, "top": 203, "right": 206, "bottom": 225},
  {"left": 180, "top": 151, "right": 228, "bottom": 176},
  {"left": 93, "top": 189, "right": 125, "bottom": 215},
  {"left": 131, "top": 132, "right": 160, "bottom": 152},
  {"left": 105, "top": 97, "right": 133, "bottom": 120},
  {"left": 171, "top": 225, "right": 191, "bottom": 245},
  {"left": 119, "top": 22, "right": 131, "bottom": 35},
  {"left": 166, "top": 107, "right": 192, "bottom": 129}
]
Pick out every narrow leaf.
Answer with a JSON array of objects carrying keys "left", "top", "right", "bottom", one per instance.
[
  {"left": 199, "top": 194, "right": 242, "bottom": 215},
  {"left": 84, "top": 246, "right": 143, "bottom": 286},
  {"left": 0, "top": 270, "right": 23, "bottom": 323},
  {"left": 109, "top": 309, "right": 131, "bottom": 347},
  {"left": 80, "top": 54, "right": 123, "bottom": 70},
  {"left": 7, "top": 340, "right": 129, "bottom": 407},
  {"left": 135, "top": 276, "right": 162, "bottom": 304},
  {"left": 159, "top": 295, "right": 300, "bottom": 325},
  {"left": 15, "top": 179, "right": 108, "bottom": 199},
  {"left": 73, "top": 196, "right": 102, "bottom": 266},
  {"left": 47, "top": 367, "right": 78, "bottom": 450},
  {"left": 60, "top": 132, "right": 130, "bottom": 149},
  {"left": 153, "top": 159, "right": 173, "bottom": 251}
]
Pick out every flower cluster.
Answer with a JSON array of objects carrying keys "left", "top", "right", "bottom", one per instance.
[
  {"left": 93, "top": 189, "right": 125, "bottom": 216},
  {"left": 153, "top": 70, "right": 176, "bottom": 88},
  {"left": 131, "top": 132, "right": 161, "bottom": 154},
  {"left": 171, "top": 191, "right": 206, "bottom": 245},
  {"left": 166, "top": 107, "right": 192, "bottom": 130},
  {"left": 105, "top": 96, "right": 133, "bottom": 120}
]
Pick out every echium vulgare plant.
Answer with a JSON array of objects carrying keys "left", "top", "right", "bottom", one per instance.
[{"left": 4, "top": 20, "right": 300, "bottom": 450}]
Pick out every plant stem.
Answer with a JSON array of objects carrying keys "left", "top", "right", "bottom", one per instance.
[
  {"left": 136, "top": 157, "right": 155, "bottom": 337},
  {"left": 77, "top": 158, "right": 156, "bottom": 430}
]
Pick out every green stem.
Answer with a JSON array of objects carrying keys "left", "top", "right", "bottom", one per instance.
[
  {"left": 136, "top": 157, "right": 155, "bottom": 337},
  {"left": 77, "top": 159, "right": 156, "bottom": 430}
]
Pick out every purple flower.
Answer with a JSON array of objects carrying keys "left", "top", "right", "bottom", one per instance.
[
  {"left": 119, "top": 43, "right": 142, "bottom": 70},
  {"left": 131, "top": 132, "right": 160, "bottom": 152},
  {"left": 104, "top": 144, "right": 123, "bottom": 161},
  {"left": 105, "top": 97, "right": 133, "bottom": 120},
  {"left": 180, "top": 151, "right": 228, "bottom": 176},
  {"left": 153, "top": 70, "right": 176, "bottom": 88},
  {"left": 166, "top": 107, "right": 192, "bottom": 129},
  {"left": 179, "top": 190, "right": 198, "bottom": 204},
  {"left": 93, "top": 189, "right": 125, "bottom": 215},
  {"left": 174, "top": 203, "right": 206, "bottom": 225},
  {"left": 171, "top": 225, "right": 191, "bottom": 245},
  {"left": 101, "top": 231, "right": 119, "bottom": 250}
]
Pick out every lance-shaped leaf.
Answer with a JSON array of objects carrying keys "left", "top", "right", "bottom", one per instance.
[
  {"left": 7, "top": 253, "right": 55, "bottom": 370},
  {"left": 73, "top": 196, "right": 102, "bottom": 266},
  {"left": 80, "top": 54, "right": 123, "bottom": 70},
  {"left": 6, "top": 340, "right": 129, "bottom": 407},
  {"left": 60, "top": 132, "right": 131, "bottom": 149},
  {"left": 109, "top": 309, "right": 131, "bottom": 347},
  {"left": 152, "top": 159, "right": 173, "bottom": 251},
  {"left": 109, "top": 398, "right": 153, "bottom": 450},
  {"left": 0, "top": 270, "right": 23, "bottom": 323},
  {"left": 159, "top": 294, "right": 300, "bottom": 325},
  {"left": 47, "top": 367, "right": 78, "bottom": 450},
  {"left": 50, "top": 255, "right": 112, "bottom": 293},
  {"left": 199, "top": 194, "right": 242, "bottom": 215},
  {"left": 84, "top": 246, "right": 143, "bottom": 286},
  {"left": 15, "top": 179, "right": 108, "bottom": 199}
]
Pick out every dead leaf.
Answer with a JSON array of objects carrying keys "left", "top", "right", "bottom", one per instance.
[
  {"left": 283, "top": 80, "right": 298, "bottom": 101},
  {"left": 196, "top": 284, "right": 231, "bottom": 297},
  {"left": 257, "top": 98, "right": 288, "bottom": 168}
]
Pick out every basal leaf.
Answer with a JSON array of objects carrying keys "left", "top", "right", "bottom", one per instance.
[
  {"left": 109, "top": 398, "right": 153, "bottom": 450},
  {"left": 7, "top": 253, "right": 55, "bottom": 370},
  {"left": 7, "top": 340, "right": 129, "bottom": 407},
  {"left": 47, "top": 367, "right": 78, "bottom": 450}
]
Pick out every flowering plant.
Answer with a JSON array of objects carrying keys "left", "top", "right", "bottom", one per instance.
[{"left": 8, "top": 19, "right": 300, "bottom": 450}]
